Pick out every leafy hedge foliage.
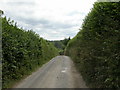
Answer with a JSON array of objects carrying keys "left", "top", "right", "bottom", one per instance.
[
  {"left": 2, "top": 17, "right": 59, "bottom": 88},
  {"left": 65, "top": 2, "right": 120, "bottom": 88}
]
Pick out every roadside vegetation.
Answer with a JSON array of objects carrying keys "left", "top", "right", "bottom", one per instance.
[
  {"left": 2, "top": 16, "right": 59, "bottom": 88},
  {"left": 50, "top": 37, "right": 70, "bottom": 55},
  {"left": 65, "top": 2, "right": 120, "bottom": 88}
]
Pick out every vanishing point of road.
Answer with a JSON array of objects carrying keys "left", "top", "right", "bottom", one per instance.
[{"left": 14, "top": 56, "right": 88, "bottom": 88}]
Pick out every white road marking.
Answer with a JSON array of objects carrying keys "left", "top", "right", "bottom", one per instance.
[
  {"left": 61, "top": 70, "right": 66, "bottom": 73},
  {"left": 61, "top": 68, "right": 68, "bottom": 73}
]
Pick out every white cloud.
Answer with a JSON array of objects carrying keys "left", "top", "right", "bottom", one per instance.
[{"left": 0, "top": 0, "right": 97, "bottom": 40}]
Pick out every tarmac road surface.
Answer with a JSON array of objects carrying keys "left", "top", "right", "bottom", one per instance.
[{"left": 14, "top": 56, "right": 88, "bottom": 88}]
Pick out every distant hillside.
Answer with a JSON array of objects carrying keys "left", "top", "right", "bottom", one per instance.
[
  {"left": 49, "top": 37, "right": 70, "bottom": 55},
  {"left": 49, "top": 37, "right": 70, "bottom": 50}
]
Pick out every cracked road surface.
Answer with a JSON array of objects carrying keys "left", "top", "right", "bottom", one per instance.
[{"left": 14, "top": 56, "right": 87, "bottom": 88}]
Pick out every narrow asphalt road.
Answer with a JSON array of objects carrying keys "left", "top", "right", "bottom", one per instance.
[{"left": 14, "top": 56, "right": 88, "bottom": 88}]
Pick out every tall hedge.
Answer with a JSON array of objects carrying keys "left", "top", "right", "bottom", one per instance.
[
  {"left": 65, "top": 2, "right": 120, "bottom": 88},
  {"left": 2, "top": 17, "right": 59, "bottom": 88}
]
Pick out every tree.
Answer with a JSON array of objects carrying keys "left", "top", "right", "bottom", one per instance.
[{"left": 0, "top": 10, "right": 4, "bottom": 16}]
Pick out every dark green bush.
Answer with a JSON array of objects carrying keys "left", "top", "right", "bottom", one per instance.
[
  {"left": 65, "top": 2, "right": 120, "bottom": 88},
  {"left": 2, "top": 17, "right": 59, "bottom": 88}
]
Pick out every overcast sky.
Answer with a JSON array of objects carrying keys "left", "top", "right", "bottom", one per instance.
[{"left": 0, "top": 0, "right": 97, "bottom": 40}]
